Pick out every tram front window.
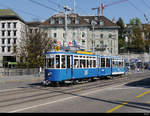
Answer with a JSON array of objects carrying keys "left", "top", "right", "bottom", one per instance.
[{"left": 47, "top": 58, "right": 54, "bottom": 68}]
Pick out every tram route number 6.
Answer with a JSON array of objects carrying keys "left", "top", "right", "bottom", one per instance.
[
  {"left": 84, "top": 70, "right": 88, "bottom": 76},
  {"left": 55, "top": 46, "right": 60, "bottom": 51}
]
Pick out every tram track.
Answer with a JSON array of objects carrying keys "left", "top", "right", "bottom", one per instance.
[
  {"left": 0, "top": 72, "right": 149, "bottom": 110},
  {"left": 0, "top": 71, "right": 149, "bottom": 99}
]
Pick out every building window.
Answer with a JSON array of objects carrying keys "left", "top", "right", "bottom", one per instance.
[
  {"left": 13, "top": 38, "right": 17, "bottom": 44},
  {"left": 8, "top": 46, "right": 11, "bottom": 52},
  {"left": 82, "top": 39, "right": 86, "bottom": 45},
  {"left": 2, "top": 23, "right": 5, "bottom": 28},
  {"left": 29, "top": 29, "right": 32, "bottom": 33},
  {"left": 50, "top": 18, "right": 55, "bottom": 24},
  {"left": 2, "top": 31, "right": 5, "bottom": 36},
  {"left": 100, "top": 34, "right": 104, "bottom": 38},
  {"left": 2, "top": 46, "right": 5, "bottom": 52},
  {"left": 8, "top": 38, "right": 11, "bottom": 44},
  {"left": 13, "top": 31, "right": 17, "bottom": 36},
  {"left": 108, "top": 33, "right": 112, "bottom": 38},
  {"left": 7, "top": 22, "right": 11, "bottom": 28},
  {"left": 75, "top": 18, "right": 79, "bottom": 24},
  {"left": 8, "top": 31, "right": 11, "bottom": 36},
  {"left": 58, "top": 18, "right": 63, "bottom": 24},
  {"left": 13, "top": 22, "right": 17, "bottom": 28},
  {"left": 99, "top": 20, "right": 104, "bottom": 26},
  {"left": 67, "top": 18, "right": 71, "bottom": 24},
  {"left": 54, "top": 33, "right": 57, "bottom": 38},
  {"left": 100, "top": 40, "right": 104, "bottom": 47},
  {"left": 2, "top": 38, "right": 5, "bottom": 44},
  {"left": 35, "top": 29, "right": 38, "bottom": 33},
  {"left": 82, "top": 32, "right": 86, "bottom": 38},
  {"left": 63, "top": 33, "right": 65, "bottom": 38}
]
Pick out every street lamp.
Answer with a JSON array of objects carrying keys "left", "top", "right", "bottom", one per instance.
[
  {"left": 125, "top": 36, "right": 130, "bottom": 71},
  {"left": 91, "top": 20, "right": 97, "bottom": 54},
  {"left": 63, "top": 6, "right": 72, "bottom": 48}
]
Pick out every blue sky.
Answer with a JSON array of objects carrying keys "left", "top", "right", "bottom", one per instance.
[{"left": 0, "top": 0, "right": 150, "bottom": 24}]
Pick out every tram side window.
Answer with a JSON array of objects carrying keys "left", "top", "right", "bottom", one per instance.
[
  {"left": 67, "top": 56, "right": 71, "bottom": 68},
  {"left": 106, "top": 58, "right": 110, "bottom": 67},
  {"left": 87, "top": 59, "right": 90, "bottom": 68},
  {"left": 74, "top": 59, "right": 79, "bottom": 68},
  {"left": 56, "top": 55, "right": 60, "bottom": 68},
  {"left": 101, "top": 58, "right": 105, "bottom": 68},
  {"left": 61, "top": 55, "right": 66, "bottom": 68},
  {"left": 119, "top": 61, "right": 122, "bottom": 67},
  {"left": 90, "top": 60, "right": 93, "bottom": 68},
  {"left": 80, "top": 59, "right": 85, "bottom": 68},
  {"left": 93, "top": 60, "right": 96, "bottom": 68},
  {"left": 112, "top": 59, "right": 115, "bottom": 67}
]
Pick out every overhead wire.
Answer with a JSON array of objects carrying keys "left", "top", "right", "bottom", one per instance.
[
  {"left": 143, "top": 0, "right": 150, "bottom": 11},
  {"left": 29, "top": 0, "right": 58, "bottom": 12},
  {"left": 128, "top": 0, "right": 150, "bottom": 23}
]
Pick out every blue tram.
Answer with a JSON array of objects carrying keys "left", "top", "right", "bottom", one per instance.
[{"left": 43, "top": 51, "right": 126, "bottom": 85}]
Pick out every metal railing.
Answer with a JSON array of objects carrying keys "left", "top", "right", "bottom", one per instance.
[{"left": 0, "top": 68, "right": 44, "bottom": 78}]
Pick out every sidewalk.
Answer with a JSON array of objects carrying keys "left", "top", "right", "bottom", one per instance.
[
  {"left": 126, "top": 69, "right": 150, "bottom": 75},
  {"left": 0, "top": 74, "right": 44, "bottom": 83}
]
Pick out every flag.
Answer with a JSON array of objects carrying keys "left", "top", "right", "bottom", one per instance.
[
  {"left": 68, "top": 41, "right": 72, "bottom": 46},
  {"left": 72, "top": 40, "right": 77, "bottom": 46}
]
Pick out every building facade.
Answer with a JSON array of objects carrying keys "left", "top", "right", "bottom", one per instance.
[
  {"left": 0, "top": 9, "right": 26, "bottom": 67},
  {"left": 40, "top": 13, "right": 119, "bottom": 56}
]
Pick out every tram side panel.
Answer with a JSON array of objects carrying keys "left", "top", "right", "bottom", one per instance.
[
  {"left": 72, "top": 68, "right": 98, "bottom": 79},
  {"left": 72, "top": 55, "right": 98, "bottom": 79},
  {"left": 98, "top": 57, "right": 112, "bottom": 77},
  {"left": 111, "top": 58, "right": 126, "bottom": 76}
]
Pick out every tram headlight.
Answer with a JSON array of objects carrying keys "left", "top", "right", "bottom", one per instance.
[{"left": 48, "top": 72, "right": 52, "bottom": 76}]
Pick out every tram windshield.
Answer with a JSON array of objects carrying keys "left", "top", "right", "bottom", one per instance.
[
  {"left": 46, "top": 54, "right": 71, "bottom": 69},
  {"left": 46, "top": 55, "right": 55, "bottom": 68}
]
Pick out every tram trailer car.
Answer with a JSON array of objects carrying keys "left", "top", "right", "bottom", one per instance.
[{"left": 43, "top": 51, "right": 126, "bottom": 86}]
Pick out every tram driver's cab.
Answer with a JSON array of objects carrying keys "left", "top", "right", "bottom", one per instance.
[{"left": 44, "top": 53, "right": 72, "bottom": 83}]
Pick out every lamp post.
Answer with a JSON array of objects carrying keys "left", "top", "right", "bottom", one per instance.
[
  {"left": 63, "top": 6, "right": 72, "bottom": 48},
  {"left": 125, "top": 35, "right": 130, "bottom": 71},
  {"left": 91, "top": 20, "right": 97, "bottom": 54}
]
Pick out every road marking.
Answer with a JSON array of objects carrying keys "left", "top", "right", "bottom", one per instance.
[
  {"left": 9, "top": 83, "right": 126, "bottom": 113},
  {"left": 0, "top": 88, "right": 22, "bottom": 93},
  {"left": 147, "top": 101, "right": 150, "bottom": 104},
  {"left": 106, "top": 102, "right": 128, "bottom": 113},
  {"left": 136, "top": 90, "right": 150, "bottom": 98}
]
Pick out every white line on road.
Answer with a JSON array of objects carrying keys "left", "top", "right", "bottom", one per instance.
[{"left": 0, "top": 88, "right": 22, "bottom": 93}]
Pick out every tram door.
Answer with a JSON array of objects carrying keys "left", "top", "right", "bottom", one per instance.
[{"left": 66, "top": 55, "right": 72, "bottom": 79}]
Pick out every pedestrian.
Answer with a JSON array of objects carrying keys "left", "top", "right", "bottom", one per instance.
[{"left": 38, "top": 67, "right": 42, "bottom": 77}]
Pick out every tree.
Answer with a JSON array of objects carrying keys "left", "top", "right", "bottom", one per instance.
[
  {"left": 128, "top": 17, "right": 145, "bottom": 53},
  {"left": 116, "top": 17, "right": 126, "bottom": 53},
  {"left": 14, "top": 29, "right": 56, "bottom": 68}
]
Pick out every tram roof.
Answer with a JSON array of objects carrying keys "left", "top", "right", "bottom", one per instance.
[{"left": 45, "top": 51, "right": 98, "bottom": 56}]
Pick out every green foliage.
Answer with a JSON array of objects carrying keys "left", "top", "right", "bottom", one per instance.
[
  {"left": 14, "top": 30, "right": 56, "bottom": 68},
  {"left": 129, "top": 17, "right": 141, "bottom": 25},
  {"left": 116, "top": 17, "right": 126, "bottom": 53}
]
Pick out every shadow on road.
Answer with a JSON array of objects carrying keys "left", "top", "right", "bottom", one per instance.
[{"left": 125, "top": 77, "right": 150, "bottom": 88}]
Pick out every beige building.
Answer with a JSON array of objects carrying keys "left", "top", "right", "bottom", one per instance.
[{"left": 40, "top": 13, "right": 119, "bottom": 56}]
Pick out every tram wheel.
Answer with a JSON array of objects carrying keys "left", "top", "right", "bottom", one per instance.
[
  {"left": 91, "top": 77, "right": 96, "bottom": 82},
  {"left": 72, "top": 80, "right": 78, "bottom": 85},
  {"left": 55, "top": 82, "right": 60, "bottom": 87}
]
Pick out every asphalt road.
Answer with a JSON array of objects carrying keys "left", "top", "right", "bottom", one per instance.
[{"left": 0, "top": 71, "right": 150, "bottom": 113}]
